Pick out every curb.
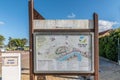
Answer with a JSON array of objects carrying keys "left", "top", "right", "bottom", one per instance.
[{"left": 100, "top": 57, "right": 119, "bottom": 65}]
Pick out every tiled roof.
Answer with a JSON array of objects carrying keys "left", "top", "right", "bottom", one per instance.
[{"left": 99, "top": 29, "right": 113, "bottom": 36}]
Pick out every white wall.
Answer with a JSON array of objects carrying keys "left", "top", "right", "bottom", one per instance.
[{"left": 2, "top": 53, "right": 21, "bottom": 80}]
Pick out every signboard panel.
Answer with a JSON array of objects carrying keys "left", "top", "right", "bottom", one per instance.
[
  {"left": 2, "top": 53, "right": 21, "bottom": 80},
  {"left": 33, "top": 20, "right": 93, "bottom": 29},
  {"left": 34, "top": 32, "right": 94, "bottom": 73}
]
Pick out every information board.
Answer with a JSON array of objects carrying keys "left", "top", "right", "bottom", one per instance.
[{"left": 34, "top": 32, "right": 94, "bottom": 73}]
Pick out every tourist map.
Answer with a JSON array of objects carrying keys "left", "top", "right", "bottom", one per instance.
[{"left": 34, "top": 34, "right": 93, "bottom": 72}]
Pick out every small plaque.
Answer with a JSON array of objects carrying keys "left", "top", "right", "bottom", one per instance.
[{"left": 2, "top": 57, "right": 18, "bottom": 66}]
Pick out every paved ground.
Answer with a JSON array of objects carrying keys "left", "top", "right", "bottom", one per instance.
[
  {"left": 0, "top": 51, "right": 120, "bottom": 80},
  {"left": 99, "top": 57, "right": 120, "bottom": 80}
]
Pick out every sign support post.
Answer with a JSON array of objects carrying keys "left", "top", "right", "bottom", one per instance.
[
  {"left": 29, "top": 0, "right": 46, "bottom": 80},
  {"left": 29, "top": 0, "right": 35, "bottom": 80},
  {"left": 94, "top": 13, "right": 99, "bottom": 80}
]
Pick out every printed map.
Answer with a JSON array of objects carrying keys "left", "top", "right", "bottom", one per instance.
[{"left": 35, "top": 34, "right": 93, "bottom": 72}]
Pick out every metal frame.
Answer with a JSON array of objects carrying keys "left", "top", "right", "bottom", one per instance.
[{"left": 29, "top": 0, "right": 99, "bottom": 80}]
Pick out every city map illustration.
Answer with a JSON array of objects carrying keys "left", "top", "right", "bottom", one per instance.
[{"left": 35, "top": 34, "right": 93, "bottom": 72}]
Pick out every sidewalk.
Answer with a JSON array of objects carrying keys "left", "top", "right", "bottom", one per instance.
[{"left": 99, "top": 57, "right": 120, "bottom": 80}]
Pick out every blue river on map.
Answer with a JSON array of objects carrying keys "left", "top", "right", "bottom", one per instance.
[{"left": 58, "top": 52, "right": 82, "bottom": 61}]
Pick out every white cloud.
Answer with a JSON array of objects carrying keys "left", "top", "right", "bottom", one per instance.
[
  {"left": 67, "top": 13, "right": 76, "bottom": 18},
  {"left": 0, "top": 21, "right": 5, "bottom": 25},
  {"left": 99, "top": 20, "right": 118, "bottom": 32}
]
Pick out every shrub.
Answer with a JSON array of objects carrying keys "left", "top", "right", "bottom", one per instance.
[{"left": 99, "top": 28, "right": 120, "bottom": 62}]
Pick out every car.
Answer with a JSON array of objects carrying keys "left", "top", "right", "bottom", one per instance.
[{"left": 15, "top": 47, "right": 24, "bottom": 51}]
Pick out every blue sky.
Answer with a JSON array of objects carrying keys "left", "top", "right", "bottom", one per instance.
[{"left": 0, "top": 0, "right": 120, "bottom": 44}]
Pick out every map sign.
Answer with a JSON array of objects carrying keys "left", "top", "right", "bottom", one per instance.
[{"left": 34, "top": 32, "right": 94, "bottom": 73}]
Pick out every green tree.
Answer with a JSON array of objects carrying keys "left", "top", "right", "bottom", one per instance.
[
  {"left": 0, "top": 35, "right": 5, "bottom": 46},
  {"left": 21, "top": 38, "right": 28, "bottom": 47},
  {"left": 8, "top": 38, "right": 28, "bottom": 50},
  {"left": 8, "top": 37, "right": 12, "bottom": 48}
]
